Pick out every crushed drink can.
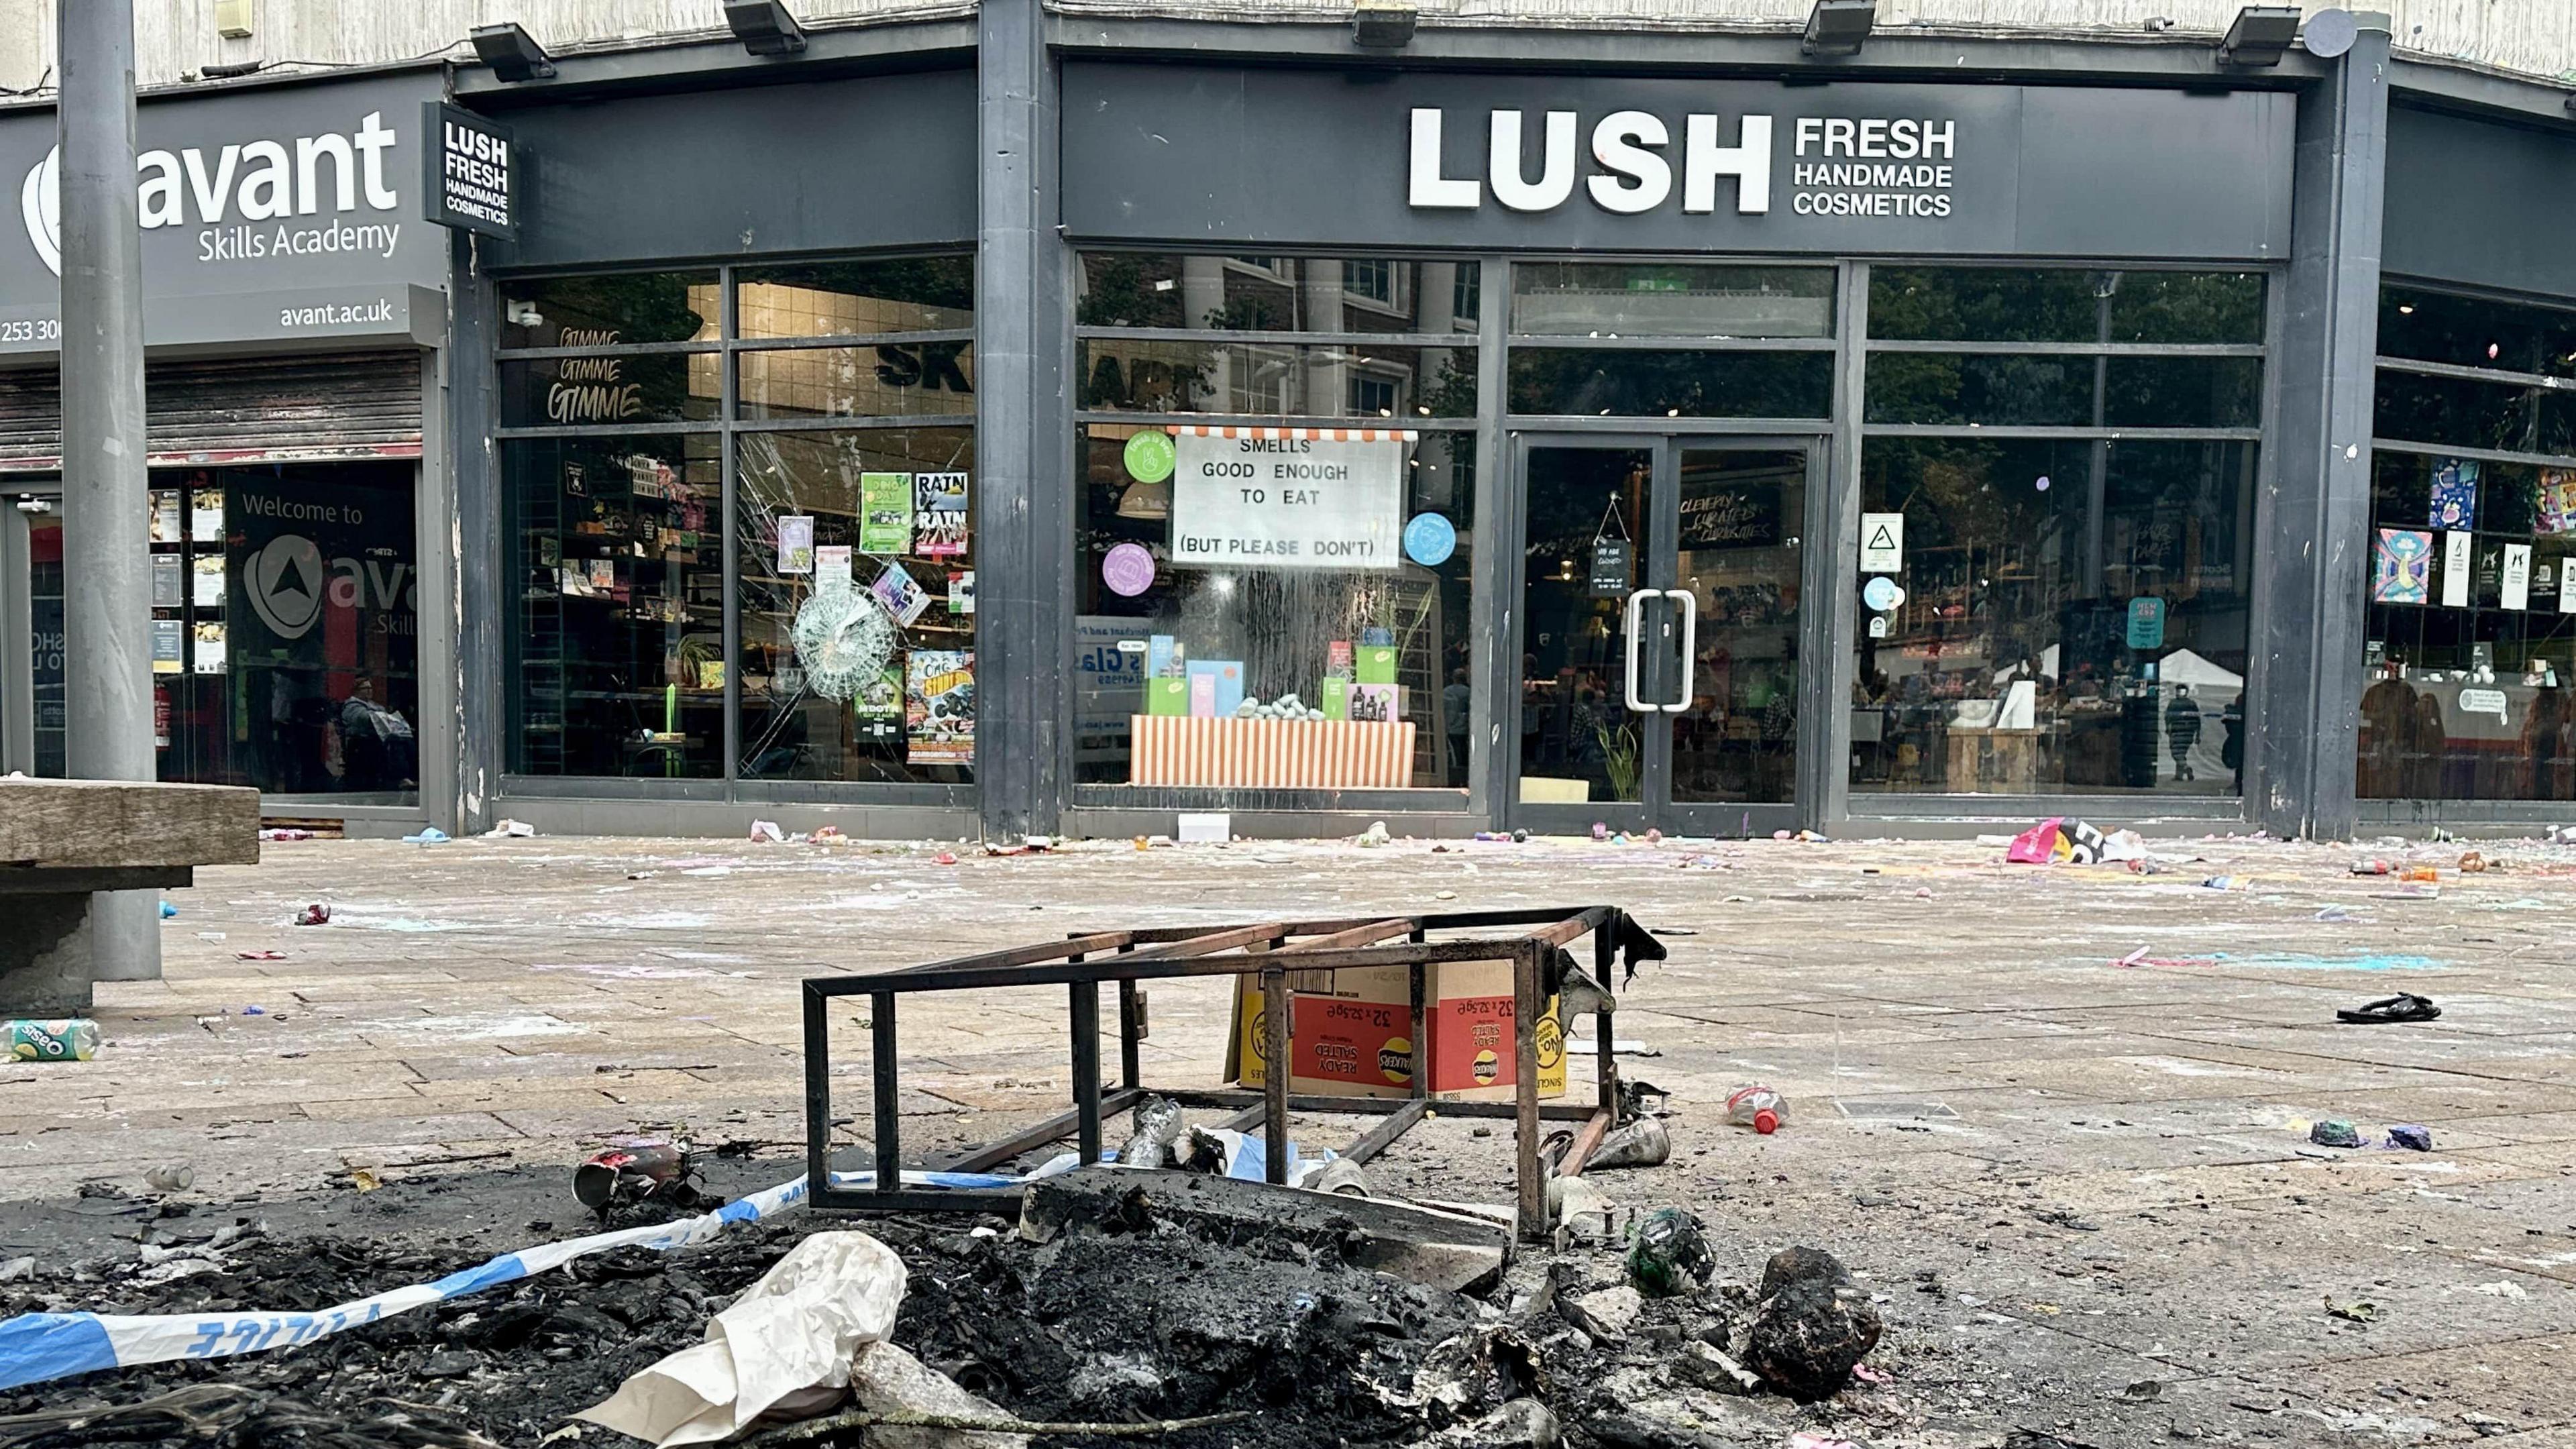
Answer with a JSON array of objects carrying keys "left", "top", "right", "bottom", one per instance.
[
  {"left": 6, "top": 1019, "right": 101, "bottom": 1062},
  {"left": 574, "top": 1140, "right": 690, "bottom": 1210}
]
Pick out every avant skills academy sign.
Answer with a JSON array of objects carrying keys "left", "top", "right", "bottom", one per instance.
[{"left": 0, "top": 72, "right": 446, "bottom": 352}]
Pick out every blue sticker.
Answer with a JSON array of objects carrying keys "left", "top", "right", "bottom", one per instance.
[
  {"left": 1862, "top": 576, "right": 1904, "bottom": 612},
  {"left": 1403, "top": 513, "right": 1456, "bottom": 567}
]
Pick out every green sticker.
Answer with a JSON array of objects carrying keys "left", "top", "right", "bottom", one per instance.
[{"left": 1124, "top": 429, "right": 1176, "bottom": 484}]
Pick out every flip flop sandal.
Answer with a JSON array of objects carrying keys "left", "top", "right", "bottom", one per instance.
[{"left": 2337, "top": 992, "right": 2440, "bottom": 1024}]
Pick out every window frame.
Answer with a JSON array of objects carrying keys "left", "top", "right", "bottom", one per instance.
[{"left": 492, "top": 253, "right": 980, "bottom": 803}]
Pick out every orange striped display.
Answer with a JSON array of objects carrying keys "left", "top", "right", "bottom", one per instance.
[{"left": 1128, "top": 716, "right": 1417, "bottom": 789}]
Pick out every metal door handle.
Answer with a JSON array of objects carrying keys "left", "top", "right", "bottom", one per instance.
[
  {"left": 1664, "top": 588, "right": 1697, "bottom": 714},
  {"left": 1622, "top": 588, "right": 1656, "bottom": 712}
]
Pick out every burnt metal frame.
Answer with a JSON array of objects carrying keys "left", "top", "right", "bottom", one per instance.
[{"left": 803, "top": 904, "right": 1640, "bottom": 1241}]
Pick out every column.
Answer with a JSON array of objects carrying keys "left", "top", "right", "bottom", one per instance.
[
  {"left": 2254, "top": 14, "right": 2390, "bottom": 840},
  {"left": 977, "top": 0, "right": 1070, "bottom": 839},
  {"left": 58, "top": 0, "right": 158, "bottom": 983}
]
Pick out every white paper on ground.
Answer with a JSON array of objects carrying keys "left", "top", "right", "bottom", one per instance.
[{"left": 576, "top": 1230, "right": 907, "bottom": 1447}]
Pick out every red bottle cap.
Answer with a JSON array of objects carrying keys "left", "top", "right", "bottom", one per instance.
[{"left": 1754, "top": 1108, "right": 1778, "bottom": 1134}]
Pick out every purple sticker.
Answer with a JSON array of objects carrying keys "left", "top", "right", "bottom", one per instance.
[{"left": 1102, "top": 542, "right": 1157, "bottom": 597}]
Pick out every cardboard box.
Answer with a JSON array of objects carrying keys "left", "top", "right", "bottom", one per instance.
[
  {"left": 1228, "top": 960, "right": 1564, "bottom": 1102},
  {"left": 1146, "top": 677, "right": 1189, "bottom": 716},
  {"left": 1356, "top": 645, "right": 1398, "bottom": 685}
]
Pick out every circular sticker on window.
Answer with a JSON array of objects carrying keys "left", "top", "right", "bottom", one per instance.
[
  {"left": 1102, "top": 542, "right": 1157, "bottom": 597},
  {"left": 1403, "top": 512, "right": 1457, "bottom": 566},
  {"left": 1123, "top": 430, "right": 1176, "bottom": 484},
  {"left": 1862, "top": 576, "right": 1906, "bottom": 612}
]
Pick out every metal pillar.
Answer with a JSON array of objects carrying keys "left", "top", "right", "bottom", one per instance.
[
  {"left": 975, "top": 0, "right": 1069, "bottom": 841},
  {"left": 448, "top": 232, "right": 501, "bottom": 835},
  {"left": 57, "top": 0, "right": 158, "bottom": 983},
  {"left": 2254, "top": 15, "right": 2390, "bottom": 841}
]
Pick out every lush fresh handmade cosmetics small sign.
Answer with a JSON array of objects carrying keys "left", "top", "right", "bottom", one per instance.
[
  {"left": 422, "top": 103, "right": 515, "bottom": 239},
  {"left": 1170, "top": 428, "right": 1405, "bottom": 570}
]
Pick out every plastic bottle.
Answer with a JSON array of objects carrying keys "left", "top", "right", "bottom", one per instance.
[{"left": 1724, "top": 1084, "right": 1786, "bottom": 1134}]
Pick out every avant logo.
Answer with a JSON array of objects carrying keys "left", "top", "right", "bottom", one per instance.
[
  {"left": 19, "top": 147, "right": 55, "bottom": 274},
  {"left": 245, "top": 533, "right": 325, "bottom": 641},
  {"left": 19, "top": 111, "right": 401, "bottom": 278}
]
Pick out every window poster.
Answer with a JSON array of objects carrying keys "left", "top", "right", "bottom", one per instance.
[
  {"left": 2503, "top": 543, "right": 2534, "bottom": 612},
  {"left": 191, "top": 621, "right": 225, "bottom": 675},
  {"left": 2442, "top": 529, "right": 2473, "bottom": 608},
  {"left": 855, "top": 665, "right": 903, "bottom": 722},
  {"left": 152, "top": 554, "right": 181, "bottom": 608},
  {"left": 869, "top": 560, "right": 932, "bottom": 626},
  {"left": 860, "top": 473, "right": 913, "bottom": 555},
  {"left": 949, "top": 569, "right": 975, "bottom": 614},
  {"left": 2541, "top": 470, "right": 2576, "bottom": 537},
  {"left": 2372, "top": 529, "right": 2432, "bottom": 604},
  {"left": 2430, "top": 458, "right": 2477, "bottom": 531},
  {"left": 1169, "top": 431, "right": 1403, "bottom": 570},
  {"left": 192, "top": 554, "right": 226, "bottom": 607},
  {"left": 916, "top": 472, "right": 969, "bottom": 557},
  {"left": 150, "top": 491, "right": 182, "bottom": 543},
  {"left": 906, "top": 649, "right": 975, "bottom": 764},
  {"left": 150, "top": 617, "right": 182, "bottom": 674},
  {"left": 190, "top": 488, "right": 225, "bottom": 542},
  {"left": 775, "top": 515, "right": 815, "bottom": 575}
]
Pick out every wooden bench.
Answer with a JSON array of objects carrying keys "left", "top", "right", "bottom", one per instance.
[{"left": 0, "top": 780, "right": 260, "bottom": 1013}]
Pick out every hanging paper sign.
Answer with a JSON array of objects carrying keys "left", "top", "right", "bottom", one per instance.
[
  {"left": 2442, "top": 530, "right": 2473, "bottom": 608},
  {"left": 1170, "top": 428, "right": 1405, "bottom": 570},
  {"left": 869, "top": 561, "right": 932, "bottom": 626},
  {"left": 2502, "top": 543, "right": 2532, "bottom": 611},
  {"left": 1587, "top": 537, "right": 1633, "bottom": 598},
  {"left": 814, "top": 544, "right": 853, "bottom": 587},
  {"left": 1102, "top": 541, "right": 1157, "bottom": 597},
  {"left": 1403, "top": 512, "right": 1456, "bottom": 567},
  {"left": 1862, "top": 576, "right": 1905, "bottom": 612},
  {"left": 2125, "top": 596, "right": 2165, "bottom": 650},
  {"left": 1859, "top": 512, "right": 1904, "bottom": 572},
  {"left": 2430, "top": 458, "right": 2478, "bottom": 530},
  {"left": 1124, "top": 429, "right": 1177, "bottom": 484},
  {"left": 775, "top": 515, "right": 814, "bottom": 575}
]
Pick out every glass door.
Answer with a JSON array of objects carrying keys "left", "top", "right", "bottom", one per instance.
[
  {"left": 1509, "top": 436, "right": 1816, "bottom": 837},
  {"left": 0, "top": 490, "right": 62, "bottom": 777},
  {"left": 1514, "top": 440, "right": 1661, "bottom": 833}
]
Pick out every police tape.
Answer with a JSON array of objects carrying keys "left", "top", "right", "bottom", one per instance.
[{"left": 0, "top": 1165, "right": 1033, "bottom": 1393}]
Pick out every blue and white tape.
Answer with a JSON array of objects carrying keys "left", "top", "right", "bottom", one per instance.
[{"left": 0, "top": 1165, "right": 1028, "bottom": 1393}]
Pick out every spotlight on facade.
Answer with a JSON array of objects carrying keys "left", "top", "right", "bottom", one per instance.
[
  {"left": 1802, "top": 0, "right": 1876, "bottom": 58},
  {"left": 724, "top": 0, "right": 807, "bottom": 56},
  {"left": 470, "top": 22, "right": 557, "bottom": 81},
  {"left": 2218, "top": 5, "right": 2302, "bottom": 66},
  {"left": 1352, "top": 0, "right": 1418, "bottom": 50}
]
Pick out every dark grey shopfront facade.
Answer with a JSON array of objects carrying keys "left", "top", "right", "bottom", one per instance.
[{"left": 10, "top": 9, "right": 2574, "bottom": 842}]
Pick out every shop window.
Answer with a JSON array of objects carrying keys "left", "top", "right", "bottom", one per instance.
[
  {"left": 2381, "top": 287, "right": 2576, "bottom": 379},
  {"left": 1864, "top": 354, "right": 2263, "bottom": 429},
  {"left": 500, "top": 271, "right": 718, "bottom": 350},
  {"left": 732, "top": 258, "right": 975, "bottom": 338},
  {"left": 1072, "top": 423, "right": 1478, "bottom": 793},
  {"left": 737, "top": 345, "right": 977, "bottom": 421},
  {"left": 1511, "top": 264, "right": 1834, "bottom": 339},
  {"left": 498, "top": 353, "right": 719, "bottom": 428},
  {"left": 1075, "top": 254, "right": 1480, "bottom": 335},
  {"left": 1077, "top": 339, "right": 1477, "bottom": 419},
  {"left": 142, "top": 464, "right": 420, "bottom": 798},
  {"left": 735, "top": 428, "right": 976, "bottom": 784},
  {"left": 503, "top": 433, "right": 724, "bottom": 779},
  {"left": 2359, "top": 450, "right": 2576, "bottom": 802},
  {"left": 495, "top": 254, "right": 974, "bottom": 791},
  {"left": 1868, "top": 268, "right": 2265, "bottom": 345},
  {"left": 2374, "top": 369, "right": 2576, "bottom": 459},
  {"left": 1848, "top": 438, "right": 2256, "bottom": 798},
  {"left": 2360, "top": 282, "right": 2576, "bottom": 805},
  {"left": 1507, "top": 349, "right": 1832, "bottom": 419}
]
